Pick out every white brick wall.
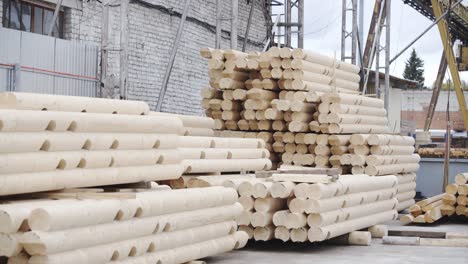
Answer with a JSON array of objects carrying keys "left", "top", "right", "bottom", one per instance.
[
  {"left": 401, "top": 90, "right": 468, "bottom": 112},
  {"left": 1, "top": 0, "right": 268, "bottom": 115}
]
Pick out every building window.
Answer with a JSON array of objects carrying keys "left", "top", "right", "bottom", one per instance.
[{"left": 2, "top": 0, "right": 63, "bottom": 38}]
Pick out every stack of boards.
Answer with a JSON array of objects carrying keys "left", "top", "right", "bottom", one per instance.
[
  {"left": 401, "top": 172, "right": 468, "bottom": 224},
  {"left": 0, "top": 92, "right": 280, "bottom": 263},
  {"left": 185, "top": 170, "right": 398, "bottom": 243},
  {"left": 200, "top": 47, "right": 419, "bottom": 211}
]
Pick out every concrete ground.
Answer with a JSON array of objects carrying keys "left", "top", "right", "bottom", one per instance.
[{"left": 207, "top": 219, "right": 468, "bottom": 264}]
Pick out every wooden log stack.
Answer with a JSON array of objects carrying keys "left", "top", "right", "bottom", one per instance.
[
  {"left": 401, "top": 172, "right": 468, "bottom": 223},
  {"left": 0, "top": 92, "right": 185, "bottom": 196},
  {"left": 185, "top": 171, "right": 398, "bottom": 243},
  {"left": 0, "top": 187, "right": 248, "bottom": 263},
  {"left": 200, "top": 48, "right": 363, "bottom": 169},
  {"left": 318, "top": 93, "right": 390, "bottom": 134},
  {"left": 0, "top": 92, "right": 271, "bottom": 262},
  {"left": 200, "top": 48, "right": 420, "bottom": 213},
  {"left": 151, "top": 112, "right": 216, "bottom": 137}
]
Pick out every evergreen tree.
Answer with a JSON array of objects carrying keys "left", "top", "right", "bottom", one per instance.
[{"left": 403, "top": 49, "right": 425, "bottom": 87}]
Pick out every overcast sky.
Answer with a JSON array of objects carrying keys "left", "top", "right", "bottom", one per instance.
[{"left": 276, "top": 0, "right": 468, "bottom": 87}]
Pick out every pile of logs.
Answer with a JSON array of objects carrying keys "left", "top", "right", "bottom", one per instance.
[
  {"left": 152, "top": 112, "right": 215, "bottom": 137},
  {"left": 418, "top": 148, "right": 468, "bottom": 159},
  {"left": 0, "top": 92, "right": 185, "bottom": 196},
  {"left": 318, "top": 93, "right": 390, "bottom": 134},
  {"left": 200, "top": 48, "right": 365, "bottom": 169},
  {"left": 0, "top": 187, "right": 248, "bottom": 263},
  {"left": 184, "top": 170, "right": 398, "bottom": 243},
  {"left": 401, "top": 172, "right": 468, "bottom": 224},
  {"left": 179, "top": 135, "right": 271, "bottom": 175},
  {"left": 0, "top": 92, "right": 282, "bottom": 263},
  {"left": 200, "top": 48, "right": 420, "bottom": 212}
]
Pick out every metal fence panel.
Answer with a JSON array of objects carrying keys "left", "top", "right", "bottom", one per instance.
[
  {"left": 0, "top": 28, "right": 99, "bottom": 96},
  {"left": 0, "top": 28, "right": 21, "bottom": 92},
  {"left": 20, "top": 32, "right": 55, "bottom": 94}
]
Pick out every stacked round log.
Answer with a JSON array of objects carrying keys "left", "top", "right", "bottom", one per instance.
[
  {"left": 200, "top": 48, "right": 363, "bottom": 169},
  {"left": 179, "top": 135, "right": 272, "bottom": 174},
  {"left": 0, "top": 92, "right": 150, "bottom": 114},
  {"left": 401, "top": 173, "right": 468, "bottom": 223},
  {"left": 290, "top": 174, "right": 398, "bottom": 242},
  {"left": 319, "top": 93, "right": 390, "bottom": 134},
  {"left": 0, "top": 94, "right": 186, "bottom": 196},
  {"left": 327, "top": 134, "right": 353, "bottom": 174},
  {"left": 0, "top": 187, "right": 248, "bottom": 263},
  {"left": 184, "top": 175, "right": 290, "bottom": 242},
  {"left": 150, "top": 111, "right": 216, "bottom": 137},
  {"left": 185, "top": 173, "right": 398, "bottom": 243},
  {"left": 214, "top": 130, "right": 280, "bottom": 169},
  {"left": 345, "top": 134, "right": 419, "bottom": 211}
]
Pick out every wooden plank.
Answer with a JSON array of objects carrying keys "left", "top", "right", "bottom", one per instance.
[
  {"left": 445, "top": 232, "right": 468, "bottom": 239},
  {"left": 420, "top": 238, "right": 468, "bottom": 247},
  {"left": 382, "top": 236, "right": 420, "bottom": 245}
]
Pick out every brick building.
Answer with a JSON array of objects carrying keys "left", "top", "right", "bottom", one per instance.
[
  {"left": 401, "top": 90, "right": 468, "bottom": 131},
  {"left": 1, "top": 0, "right": 269, "bottom": 114}
]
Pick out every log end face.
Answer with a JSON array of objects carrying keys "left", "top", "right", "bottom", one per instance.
[{"left": 28, "top": 209, "right": 51, "bottom": 231}]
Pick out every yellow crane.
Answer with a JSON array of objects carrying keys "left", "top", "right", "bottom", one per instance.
[{"left": 403, "top": 0, "right": 468, "bottom": 131}]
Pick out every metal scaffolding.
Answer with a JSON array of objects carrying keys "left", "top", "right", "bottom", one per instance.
[
  {"left": 341, "top": 0, "right": 358, "bottom": 64},
  {"left": 266, "top": 0, "right": 304, "bottom": 48}
]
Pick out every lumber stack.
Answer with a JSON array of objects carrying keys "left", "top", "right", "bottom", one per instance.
[
  {"left": 200, "top": 48, "right": 362, "bottom": 169},
  {"left": 418, "top": 147, "right": 468, "bottom": 159},
  {"left": 0, "top": 187, "right": 248, "bottom": 263},
  {"left": 344, "top": 134, "right": 419, "bottom": 211},
  {"left": 0, "top": 92, "right": 259, "bottom": 262},
  {"left": 0, "top": 92, "right": 185, "bottom": 196},
  {"left": 151, "top": 112, "right": 216, "bottom": 137},
  {"left": 185, "top": 170, "right": 398, "bottom": 243},
  {"left": 318, "top": 93, "right": 390, "bottom": 134},
  {"left": 201, "top": 48, "right": 420, "bottom": 212},
  {"left": 148, "top": 111, "right": 273, "bottom": 188},
  {"left": 401, "top": 172, "right": 468, "bottom": 224},
  {"left": 169, "top": 130, "right": 271, "bottom": 189},
  {"left": 292, "top": 174, "right": 398, "bottom": 242}
]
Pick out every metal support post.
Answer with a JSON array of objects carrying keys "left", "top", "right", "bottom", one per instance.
[
  {"left": 362, "top": 0, "right": 386, "bottom": 95},
  {"left": 341, "top": 0, "right": 347, "bottom": 62},
  {"left": 47, "top": 0, "right": 63, "bottom": 36},
  {"left": 215, "top": 0, "right": 222, "bottom": 48},
  {"left": 231, "top": 0, "right": 238, "bottom": 49},
  {"left": 285, "top": 0, "right": 292, "bottom": 47},
  {"left": 341, "top": 0, "right": 357, "bottom": 64},
  {"left": 384, "top": 0, "right": 391, "bottom": 111},
  {"left": 297, "top": 0, "right": 304, "bottom": 48},
  {"left": 120, "top": 0, "right": 129, "bottom": 99},
  {"left": 101, "top": 2, "right": 110, "bottom": 98},
  {"left": 243, "top": 0, "right": 255, "bottom": 51},
  {"left": 424, "top": 52, "right": 448, "bottom": 131},
  {"left": 13, "top": 63, "right": 21, "bottom": 91},
  {"left": 156, "top": 0, "right": 192, "bottom": 111}
]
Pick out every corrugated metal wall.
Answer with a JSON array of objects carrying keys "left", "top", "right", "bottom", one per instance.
[{"left": 0, "top": 28, "right": 99, "bottom": 96}]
